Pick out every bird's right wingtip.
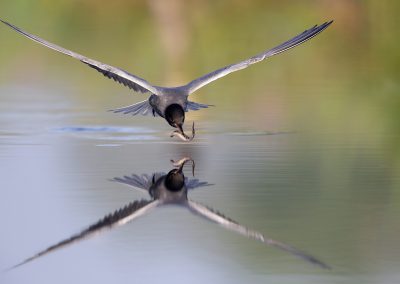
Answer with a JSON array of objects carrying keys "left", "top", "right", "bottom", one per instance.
[
  {"left": 325, "top": 20, "right": 334, "bottom": 26},
  {"left": 0, "top": 18, "right": 8, "bottom": 25},
  {"left": 0, "top": 18, "right": 14, "bottom": 27}
]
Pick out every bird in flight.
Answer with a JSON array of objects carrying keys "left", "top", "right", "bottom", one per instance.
[
  {"left": 0, "top": 19, "right": 333, "bottom": 141},
  {"left": 7, "top": 157, "right": 330, "bottom": 270}
]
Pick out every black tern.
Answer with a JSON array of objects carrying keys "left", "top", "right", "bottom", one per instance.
[
  {"left": 7, "top": 157, "right": 329, "bottom": 270},
  {"left": 0, "top": 19, "right": 332, "bottom": 141}
]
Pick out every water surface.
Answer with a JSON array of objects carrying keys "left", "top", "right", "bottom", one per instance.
[{"left": 0, "top": 85, "right": 398, "bottom": 284}]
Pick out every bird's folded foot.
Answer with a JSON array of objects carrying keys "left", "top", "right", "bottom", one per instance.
[{"left": 170, "top": 122, "right": 195, "bottom": 142}]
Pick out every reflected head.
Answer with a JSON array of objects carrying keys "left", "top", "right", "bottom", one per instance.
[{"left": 165, "top": 169, "right": 185, "bottom": 192}]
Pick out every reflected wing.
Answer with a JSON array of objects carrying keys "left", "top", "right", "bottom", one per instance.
[
  {"left": 186, "top": 21, "right": 333, "bottom": 94},
  {"left": 9, "top": 199, "right": 160, "bottom": 270},
  {"left": 187, "top": 200, "right": 330, "bottom": 269},
  {"left": 185, "top": 178, "right": 213, "bottom": 190},
  {"left": 112, "top": 173, "right": 165, "bottom": 193},
  {"left": 0, "top": 19, "right": 159, "bottom": 95}
]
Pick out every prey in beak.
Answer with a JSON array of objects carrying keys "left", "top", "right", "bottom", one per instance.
[{"left": 170, "top": 122, "right": 195, "bottom": 142}]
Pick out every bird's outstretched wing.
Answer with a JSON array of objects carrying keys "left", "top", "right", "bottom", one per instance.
[
  {"left": 186, "top": 199, "right": 330, "bottom": 269},
  {"left": 8, "top": 199, "right": 160, "bottom": 270},
  {"left": 185, "top": 21, "right": 333, "bottom": 94},
  {"left": 111, "top": 173, "right": 165, "bottom": 193},
  {"left": 0, "top": 19, "right": 159, "bottom": 95}
]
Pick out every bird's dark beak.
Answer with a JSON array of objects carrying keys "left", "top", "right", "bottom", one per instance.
[{"left": 170, "top": 122, "right": 195, "bottom": 142}]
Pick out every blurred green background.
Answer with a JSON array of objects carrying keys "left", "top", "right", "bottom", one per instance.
[{"left": 0, "top": 1, "right": 399, "bottom": 284}]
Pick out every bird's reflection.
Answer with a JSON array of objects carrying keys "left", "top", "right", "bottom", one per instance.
[{"left": 10, "top": 158, "right": 329, "bottom": 270}]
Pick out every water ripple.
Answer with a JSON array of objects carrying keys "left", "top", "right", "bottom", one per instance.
[
  {"left": 53, "top": 125, "right": 160, "bottom": 142},
  {"left": 54, "top": 125, "right": 154, "bottom": 134}
]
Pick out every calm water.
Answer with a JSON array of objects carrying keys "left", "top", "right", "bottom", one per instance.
[{"left": 0, "top": 84, "right": 398, "bottom": 284}]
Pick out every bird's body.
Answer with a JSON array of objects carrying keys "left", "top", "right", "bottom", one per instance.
[
  {"left": 149, "top": 88, "right": 187, "bottom": 118},
  {"left": 0, "top": 19, "right": 333, "bottom": 141}
]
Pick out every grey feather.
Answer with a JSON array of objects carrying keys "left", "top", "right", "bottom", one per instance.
[
  {"left": 110, "top": 100, "right": 159, "bottom": 117},
  {"left": 111, "top": 173, "right": 165, "bottom": 192},
  {"left": 87, "top": 64, "right": 151, "bottom": 93},
  {"left": 185, "top": 21, "right": 333, "bottom": 94},
  {"left": 187, "top": 199, "right": 330, "bottom": 269},
  {"left": 0, "top": 19, "right": 159, "bottom": 95},
  {"left": 185, "top": 178, "right": 213, "bottom": 190},
  {"left": 186, "top": 101, "right": 213, "bottom": 112},
  {"left": 8, "top": 199, "right": 159, "bottom": 270}
]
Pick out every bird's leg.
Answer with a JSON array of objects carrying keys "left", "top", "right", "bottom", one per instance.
[
  {"left": 170, "top": 157, "right": 195, "bottom": 176},
  {"left": 170, "top": 122, "right": 196, "bottom": 142}
]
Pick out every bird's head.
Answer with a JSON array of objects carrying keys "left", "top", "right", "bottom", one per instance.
[
  {"left": 166, "top": 104, "right": 195, "bottom": 141},
  {"left": 165, "top": 104, "right": 185, "bottom": 129},
  {"left": 165, "top": 157, "right": 195, "bottom": 192},
  {"left": 165, "top": 169, "right": 185, "bottom": 192}
]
